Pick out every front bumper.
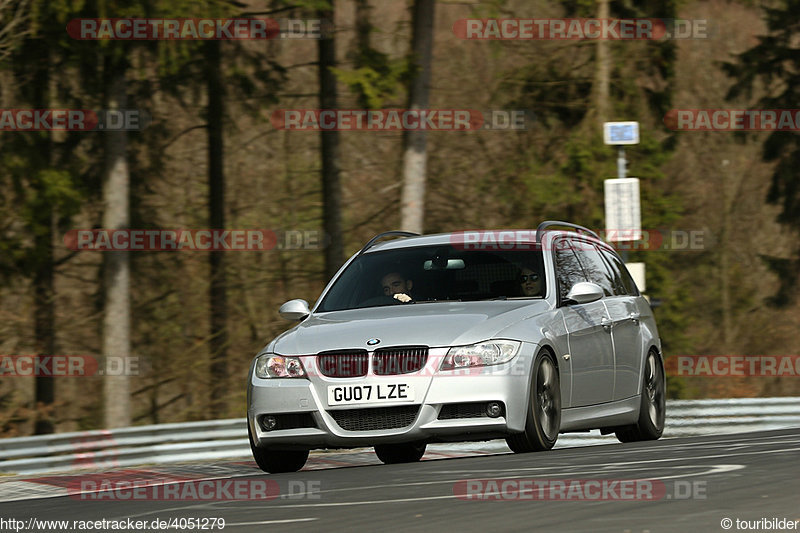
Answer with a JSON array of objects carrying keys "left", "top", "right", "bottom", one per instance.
[{"left": 247, "top": 345, "right": 535, "bottom": 450}]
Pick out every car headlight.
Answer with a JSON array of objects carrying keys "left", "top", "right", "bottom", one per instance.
[
  {"left": 441, "top": 340, "right": 521, "bottom": 370},
  {"left": 254, "top": 354, "right": 307, "bottom": 379}
]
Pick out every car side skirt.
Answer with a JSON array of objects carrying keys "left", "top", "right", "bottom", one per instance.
[{"left": 559, "top": 395, "right": 639, "bottom": 432}]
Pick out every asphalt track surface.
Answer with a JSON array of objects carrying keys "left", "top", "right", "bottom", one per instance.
[{"left": 1, "top": 428, "right": 799, "bottom": 532}]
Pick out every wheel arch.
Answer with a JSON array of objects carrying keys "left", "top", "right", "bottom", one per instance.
[
  {"left": 640, "top": 344, "right": 665, "bottom": 394},
  {"left": 530, "top": 343, "right": 560, "bottom": 409}
]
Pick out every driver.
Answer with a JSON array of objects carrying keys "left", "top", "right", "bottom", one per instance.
[
  {"left": 381, "top": 272, "right": 414, "bottom": 303},
  {"left": 519, "top": 266, "right": 542, "bottom": 297}
]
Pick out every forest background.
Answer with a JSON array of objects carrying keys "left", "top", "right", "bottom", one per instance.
[{"left": 1, "top": 0, "right": 799, "bottom": 436}]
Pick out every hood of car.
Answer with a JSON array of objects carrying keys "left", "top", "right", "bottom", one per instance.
[{"left": 268, "top": 300, "right": 551, "bottom": 355}]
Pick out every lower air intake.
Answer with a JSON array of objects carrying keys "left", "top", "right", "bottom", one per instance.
[{"left": 328, "top": 405, "right": 420, "bottom": 432}]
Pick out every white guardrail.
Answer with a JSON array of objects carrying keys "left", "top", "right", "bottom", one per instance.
[{"left": 1, "top": 397, "right": 799, "bottom": 475}]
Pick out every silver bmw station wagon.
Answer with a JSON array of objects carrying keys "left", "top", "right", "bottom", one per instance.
[{"left": 247, "top": 222, "right": 665, "bottom": 473}]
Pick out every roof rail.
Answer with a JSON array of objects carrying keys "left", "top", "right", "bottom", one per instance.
[
  {"left": 536, "top": 221, "right": 600, "bottom": 243},
  {"left": 357, "top": 231, "right": 420, "bottom": 256}
]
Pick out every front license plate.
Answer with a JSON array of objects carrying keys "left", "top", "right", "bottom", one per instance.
[{"left": 327, "top": 383, "right": 415, "bottom": 406}]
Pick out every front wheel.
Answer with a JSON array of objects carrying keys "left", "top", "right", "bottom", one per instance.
[
  {"left": 248, "top": 425, "right": 309, "bottom": 473},
  {"left": 615, "top": 350, "right": 665, "bottom": 443},
  {"left": 374, "top": 442, "right": 427, "bottom": 464},
  {"left": 507, "top": 352, "right": 561, "bottom": 453}
]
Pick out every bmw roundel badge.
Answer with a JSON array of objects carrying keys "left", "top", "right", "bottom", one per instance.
[{"left": 366, "top": 338, "right": 381, "bottom": 346}]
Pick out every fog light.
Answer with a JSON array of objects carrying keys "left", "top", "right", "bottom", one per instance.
[
  {"left": 486, "top": 402, "right": 503, "bottom": 418},
  {"left": 261, "top": 415, "right": 278, "bottom": 431}
]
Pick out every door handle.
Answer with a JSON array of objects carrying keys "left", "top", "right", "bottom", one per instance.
[
  {"left": 601, "top": 317, "right": 612, "bottom": 332},
  {"left": 628, "top": 312, "right": 640, "bottom": 325}
]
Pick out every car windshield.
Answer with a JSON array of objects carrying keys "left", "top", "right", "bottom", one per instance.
[{"left": 317, "top": 243, "right": 545, "bottom": 312}]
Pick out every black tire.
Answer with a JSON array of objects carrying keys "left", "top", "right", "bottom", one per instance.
[
  {"left": 248, "top": 425, "right": 309, "bottom": 473},
  {"left": 374, "top": 442, "right": 427, "bottom": 464},
  {"left": 506, "top": 352, "right": 561, "bottom": 453},
  {"left": 615, "top": 350, "right": 666, "bottom": 443}
]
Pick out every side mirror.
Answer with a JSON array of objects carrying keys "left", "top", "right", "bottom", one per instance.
[
  {"left": 279, "top": 299, "right": 311, "bottom": 321},
  {"left": 565, "top": 282, "right": 604, "bottom": 304}
]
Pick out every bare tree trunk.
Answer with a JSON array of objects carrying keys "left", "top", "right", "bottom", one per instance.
[
  {"left": 594, "top": 0, "right": 610, "bottom": 125},
  {"left": 319, "top": 0, "right": 344, "bottom": 280},
  {"left": 719, "top": 161, "right": 737, "bottom": 353},
  {"left": 102, "top": 68, "right": 131, "bottom": 429},
  {"left": 720, "top": 224, "right": 732, "bottom": 352},
  {"left": 354, "top": 0, "right": 371, "bottom": 65},
  {"left": 33, "top": 217, "right": 55, "bottom": 434},
  {"left": 32, "top": 45, "right": 54, "bottom": 435},
  {"left": 400, "top": 0, "right": 435, "bottom": 234},
  {"left": 206, "top": 39, "right": 229, "bottom": 417}
]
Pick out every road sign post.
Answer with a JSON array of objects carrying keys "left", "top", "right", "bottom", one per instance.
[
  {"left": 603, "top": 121, "right": 643, "bottom": 296},
  {"left": 604, "top": 177, "right": 642, "bottom": 242}
]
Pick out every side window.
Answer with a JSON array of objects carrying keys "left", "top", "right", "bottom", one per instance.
[
  {"left": 604, "top": 251, "right": 640, "bottom": 296},
  {"left": 597, "top": 246, "right": 628, "bottom": 296},
  {"left": 553, "top": 239, "right": 587, "bottom": 300},
  {"left": 572, "top": 240, "right": 615, "bottom": 296}
]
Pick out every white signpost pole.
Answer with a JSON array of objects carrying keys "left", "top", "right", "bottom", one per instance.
[{"left": 603, "top": 121, "right": 646, "bottom": 294}]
